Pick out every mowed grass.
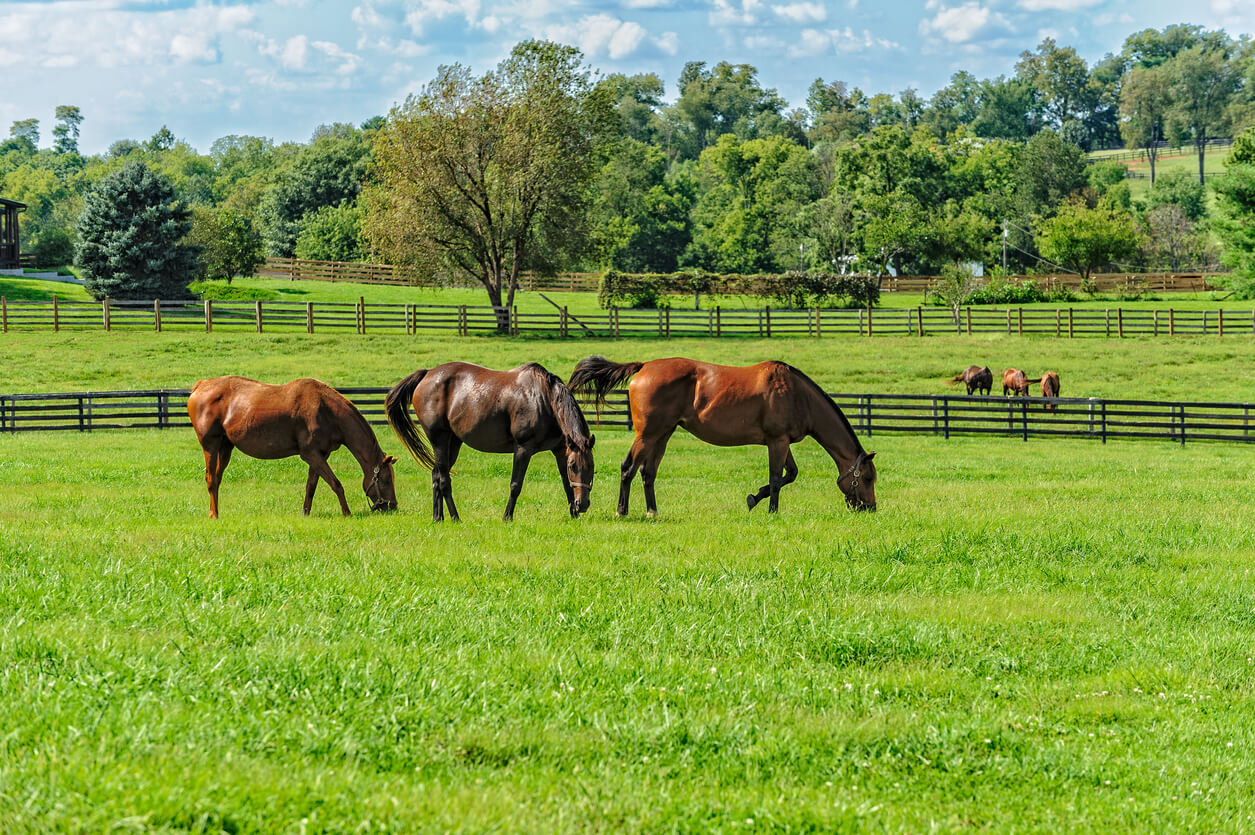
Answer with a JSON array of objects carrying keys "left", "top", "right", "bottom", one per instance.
[
  {"left": 1, "top": 427, "right": 1254, "bottom": 831},
  {"left": 2, "top": 331, "right": 1254, "bottom": 403}
]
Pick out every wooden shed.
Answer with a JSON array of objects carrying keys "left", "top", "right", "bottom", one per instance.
[{"left": 1, "top": 197, "right": 25, "bottom": 267}]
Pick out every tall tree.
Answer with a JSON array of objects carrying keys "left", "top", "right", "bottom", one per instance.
[
  {"left": 1119, "top": 64, "right": 1172, "bottom": 184},
  {"left": 8, "top": 119, "right": 39, "bottom": 152},
  {"left": 1016, "top": 38, "right": 1092, "bottom": 129},
  {"left": 52, "top": 105, "right": 83, "bottom": 155},
  {"left": 1036, "top": 198, "right": 1142, "bottom": 281},
  {"left": 1165, "top": 42, "right": 1242, "bottom": 183},
  {"left": 1210, "top": 127, "right": 1255, "bottom": 298},
  {"left": 364, "top": 41, "right": 612, "bottom": 328}
]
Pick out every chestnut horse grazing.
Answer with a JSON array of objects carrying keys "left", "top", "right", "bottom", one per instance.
[
  {"left": 188, "top": 376, "right": 398, "bottom": 518},
  {"left": 568, "top": 356, "right": 876, "bottom": 517},
  {"left": 1002, "top": 368, "right": 1031, "bottom": 397},
  {"left": 1039, "top": 371, "right": 1061, "bottom": 409},
  {"left": 384, "top": 362, "right": 595, "bottom": 522},
  {"left": 952, "top": 366, "right": 993, "bottom": 396}
]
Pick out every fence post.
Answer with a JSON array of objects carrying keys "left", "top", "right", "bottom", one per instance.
[
  {"left": 1117, "top": 308, "right": 1124, "bottom": 338},
  {"left": 1153, "top": 310, "right": 1159, "bottom": 336},
  {"left": 866, "top": 306, "right": 872, "bottom": 336},
  {"left": 931, "top": 396, "right": 938, "bottom": 435},
  {"left": 1, "top": 296, "right": 6, "bottom": 333},
  {"left": 1055, "top": 309, "right": 1061, "bottom": 337},
  {"left": 53, "top": 295, "right": 59, "bottom": 332},
  {"left": 307, "top": 302, "right": 314, "bottom": 334},
  {"left": 101, "top": 297, "right": 109, "bottom": 332},
  {"left": 917, "top": 306, "right": 924, "bottom": 337},
  {"left": 1068, "top": 308, "right": 1074, "bottom": 338},
  {"left": 715, "top": 306, "right": 721, "bottom": 338},
  {"left": 255, "top": 300, "right": 263, "bottom": 333},
  {"left": 665, "top": 307, "right": 671, "bottom": 338},
  {"left": 616, "top": 307, "right": 622, "bottom": 338},
  {"left": 1022, "top": 400, "right": 1028, "bottom": 442},
  {"left": 77, "top": 395, "right": 85, "bottom": 433},
  {"left": 154, "top": 300, "right": 162, "bottom": 332},
  {"left": 859, "top": 396, "right": 871, "bottom": 435},
  {"left": 965, "top": 307, "right": 972, "bottom": 335},
  {"left": 561, "top": 306, "right": 569, "bottom": 338},
  {"left": 1169, "top": 308, "right": 1175, "bottom": 336},
  {"left": 1177, "top": 404, "right": 1186, "bottom": 445},
  {"left": 358, "top": 296, "right": 365, "bottom": 334},
  {"left": 1104, "top": 309, "right": 1110, "bottom": 337},
  {"left": 1100, "top": 401, "right": 1107, "bottom": 444},
  {"left": 1006, "top": 309, "right": 1012, "bottom": 334},
  {"left": 205, "top": 300, "right": 213, "bottom": 333},
  {"left": 942, "top": 397, "right": 950, "bottom": 440},
  {"left": 1203, "top": 310, "right": 1209, "bottom": 335},
  {"left": 512, "top": 305, "right": 519, "bottom": 337},
  {"left": 1018, "top": 308, "right": 1023, "bottom": 336},
  {"left": 459, "top": 305, "right": 468, "bottom": 337},
  {"left": 859, "top": 308, "right": 865, "bottom": 337},
  {"left": 1218, "top": 310, "right": 1224, "bottom": 337},
  {"left": 764, "top": 306, "right": 770, "bottom": 338},
  {"left": 660, "top": 308, "right": 666, "bottom": 337}
]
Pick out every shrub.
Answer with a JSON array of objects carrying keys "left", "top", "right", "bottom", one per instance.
[
  {"left": 294, "top": 203, "right": 365, "bottom": 262},
  {"left": 187, "top": 281, "right": 278, "bottom": 301},
  {"left": 30, "top": 228, "right": 75, "bottom": 268},
  {"left": 598, "top": 269, "right": 879, "bottom": 309},
  {"left": 188, "top": 207, "right": 265, "bottom": 285},
  {"left": 74, "top": 161, "right": 198, "bottom": 300}
]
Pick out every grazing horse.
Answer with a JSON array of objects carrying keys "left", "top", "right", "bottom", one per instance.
[
  {"left": 568, "top": 356, "right": 876, "bottom": 517},
  {"left": 384, "top": 362, "right": 595, "bottom": 521},
  {"left": 952, "top": 365, "right": 993, "bottom": 396},
  {"left": 1002, "top": 368, "right": 1031, "bottom": 397},
  {"left": 187, "top": 376, "right": 398, "bottom": 518},
  {"left": 1039, "top": 371, "right": 1061, "bottom": 409}
]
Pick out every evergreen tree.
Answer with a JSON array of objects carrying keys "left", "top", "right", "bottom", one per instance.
[{"left": 75, "top": 161, "right": 198, "bottom": 299}]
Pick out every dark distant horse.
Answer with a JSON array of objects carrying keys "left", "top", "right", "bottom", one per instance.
[
  {"left": 1002, "top": 368, "right": 1031, "bottom": 397},
  {"left": 1039, "top": 371, "right": 1061, "bottom": 409},
  {"left": 385, "top": 362, "right": 595, "bottom": 521},
  {"left": 188, "top": 376, "right": 398, "bottom": 518},
  {"left": 952, "top": 366, "right": 993, "bottom": 396},
  {"left": 568, "top": 356, "right": 876, "bottom": 517}
]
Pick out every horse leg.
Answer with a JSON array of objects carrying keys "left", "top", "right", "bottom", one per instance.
[
  {"left": 303, "top": 467, "right": 318, "bottom": 515},
  {"left": 765, "top": 439, "right": 792, "bottom": 513},
  {"left": 639, "top": 431, "right": 674, "bottom": 518},
  {"left": 618, "top": 433, "right": 647, "bottom": 517},
  {"left": 503, "top": 448, "right": 534, "bottom": 522},
  {"left": 202, "top": 440, "right": 232, "bottom": 519},
  {"left": 748, "top": 449, "right": 797, "bottom": 511},
  {"left": 302, "top": 450, "right": 350, "bottom": 516},
  {"left": 554, "top": 447, "right": 577, "bottom": 517},
  {"left": 442, "top": 437, "right": 462, "bottom": 522}
]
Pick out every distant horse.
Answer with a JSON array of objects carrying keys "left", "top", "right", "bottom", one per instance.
[
  {"left": 951, "top": 365, "right": 993, "bottom": 396},
  {"left": 385, "top": 362, "right": 595, "bottom": 521},
  {"left": 1039, "top": 371, "right": 1061, "bottom": 410},
  {"left": 568, "top": 356, "right": 876, "bottom": 517},
  {"left": 188, "top": 376, "right": 398, "bottom": 518},
  {"left": 1002, "top": 368, "right": 1031, "bottom": 397}
]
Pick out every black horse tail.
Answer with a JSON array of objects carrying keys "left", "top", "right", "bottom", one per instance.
[
  {"left": 568, "top": 356, "right": 644, "bottom": 407},
  {"left": 384, "top": 369, "right": 436, "bottom": 471},
  {"left": 949, "top": 373, "right": 964, "bottom": 383}
]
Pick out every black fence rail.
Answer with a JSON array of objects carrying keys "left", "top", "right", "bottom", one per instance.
[
  {"left": 4, "top": 388, "right": 1253, "bottom": 445},
  {"left": 3, "top": 297, "right": 1255, "bottom": 339}
]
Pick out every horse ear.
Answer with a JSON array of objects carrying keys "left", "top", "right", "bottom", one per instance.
[
  {"left": 866, "top": 451, "right": 876, "bottom": 460},
  {"left": 385, "top": 455, "right": 398, "bottom": 465}
]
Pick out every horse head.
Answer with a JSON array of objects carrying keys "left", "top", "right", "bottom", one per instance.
[
  {"left": 840, "top": 451, "right": 877, "bottom": 512},
  {"left": 565, "top": 435, "right": 595, "bottom": 516},
  {"left": 365, "top": 455, "right": 399, "bottom": 512}
]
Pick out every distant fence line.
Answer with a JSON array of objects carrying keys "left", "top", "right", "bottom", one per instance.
[
  {"left": 2, "top": 297, "right": 1254, "bottom": 339},
  {"left": 257, "top": 258, "right": 1226, "bottom": 296},
  {"left": 3, "top": 387, "right": 1252, "bottom": 446},
  {"left": 1086, "top": 138, "right": 1234, "bottom": 165}
]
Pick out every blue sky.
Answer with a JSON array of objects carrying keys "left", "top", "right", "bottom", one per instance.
[{"left": 2, "top": 0, "right": 1252, "bottom": 154}]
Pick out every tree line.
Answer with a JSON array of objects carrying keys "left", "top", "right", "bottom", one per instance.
[{"left": 4, "top": 24, "right": 1255, "bottom": 306}]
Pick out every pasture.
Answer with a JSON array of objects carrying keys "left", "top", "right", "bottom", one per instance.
[{"left": 2, "top": 330, "right": 1254, "bottom": 831}]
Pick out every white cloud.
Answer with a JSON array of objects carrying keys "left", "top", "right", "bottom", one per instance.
[
  {"left": 623, "top": 0, "right": 673, "bottom": 7},
  {"left": 919, "top": 3, "right": 1007, "bottom": 44},
  {"left": 544, "top": 14, "right": 649, "bottom": 60},
  {"left": 772, "top": 2, "right": 827, "bottom": 23},
  {"left": 655, "top": 31, "right": 680, "bottom": 55},
  {"left": 710, "top": 0, "right": 763, "bottom": 26},
  {"left": 792, "top": 26, "right": 898, "bottom": 56},
  {"left": 404, "top": 0, "right": 483, "bottom": 34},
  {"left": 1017, "top": 0, "right": 1102, "bottom": 10}
]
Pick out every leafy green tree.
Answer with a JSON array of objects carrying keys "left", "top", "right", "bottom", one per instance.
[
  {"left": 1165, "top": 41, "right": 1241, "bottom": 183},
  {"left": 147, "top": 126, "right": 176, "bottom": 152},
  {"left": 971, "top": 77, "right": 1037, "bottom": 140},
  {"left": 670, "top": 62, "right": 789, "bottom": 158},
  {"left": 9, "top": 119, "right": 39, "bottom": 152},
  {"left": 1014, "top": 129, "right": 1087, "bottom": 215},
  {"left": 259, "top": 124, "right": 370, "bottom": 256},
  {"left": 925, "top": 71, "right": 981, "bottom": 138},
  {"left": 2, "top": 164, "right": 76, "bottom": 265},
  {"left": 364, "top": 41, "right": 612, "bottom": 328},
  {"left": 1119, "top": 65, "right": 1172, "bottom": 184},
  {"left": 1144, "top": 170, "right": 1206, "bottom": 220},
  {"left": 591, "top": 139, "right": 693, "bottom": 272},
  {"left": 1210, "top": 128, "right": 1255, "bottom": 297},
  {"left": 188, "top": 207, "right": 265, "bottom": 283},
  {"left": 1016, "top": 38, "right": 1092, "bottom": 128},
  {"left": 1122, "top": 24, "right": 1214, "bottom": 69},
  {"left": 294, "top": 203, "right": 366, "bottom": 262},
  {"left": 52, "top": 105, "right": 82, "bottom": 155},
  {"left": 75, "top": 161, "right": 198, "bottom": 299},
  {"left": 1036, "top": 198, "right": 1142, "bottom": 280},
  {"left": 599, "top": 73, "right": 665, "bottom": 145}
]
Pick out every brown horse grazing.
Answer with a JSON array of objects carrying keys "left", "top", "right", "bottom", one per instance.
[
  {"left": 1039, "top": 371, "right": 1061, "bottom": 409},
  {"left": 568, "top": 356, "right": 876, "bottom": 517},
  {"left": 384, "top": 362, "right": 595, "bottom": 522},
  {"left": 187, "top": 376, "right": 398, "bottom": 518},
  {"left": 951, "top": 366, "right": 993, "bottom": 396},
  {"left": 1002, "top": 368, "right": 1031, "bottom": 397}
]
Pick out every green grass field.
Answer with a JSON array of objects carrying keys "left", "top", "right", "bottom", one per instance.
[{"left": 2, "top": 423, "right": 1255, "bottom": 831}]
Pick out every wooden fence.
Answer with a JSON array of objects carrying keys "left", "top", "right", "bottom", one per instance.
[
  {"left": 3, "top": 297, "right": 1255, "bottom": 338},
  {"left": 1085, "top": 138, "right": 1233, "bottom": 165},
  {"left": 4, "top": 387, "right": 1252, "bottom": 446},
  {"left": 258, "top": 258, "right": 1225, "bottom": 296}
]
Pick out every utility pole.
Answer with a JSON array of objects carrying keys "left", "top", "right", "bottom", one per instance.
[{"left": 1001, "top": 221, "right": 1008, "bottom": 276}]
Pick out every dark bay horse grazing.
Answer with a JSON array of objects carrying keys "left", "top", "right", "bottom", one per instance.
[
  {"left": 384, "top": 362, "right": 595, "bottom": 521},
  {"left": 1002, "top": 368, "right": 1031, "bottom": 397},
  {"left": 188, "top": 376, "right": 398, "bottom": 518},
  {"left": 1039, "top": 371, "right": 1061, "bottom": 409},
  {"left": 952, "top": 366, "right": 993, "bottom": 396},
  {"left": 568, "top": 356, "right": 876, "bottom": 517}
]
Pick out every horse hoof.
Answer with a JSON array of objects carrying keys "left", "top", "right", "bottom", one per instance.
[{"left": 646, "top": 510, "right": 658, "bottom": 519}]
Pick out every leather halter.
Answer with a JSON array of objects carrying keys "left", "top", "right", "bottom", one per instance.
[
  {"left": 366, "top": 463, "right": 394, "bottom": 511},
  {"left": 836, "top": 454, "right": 866, "bottom": 500}
]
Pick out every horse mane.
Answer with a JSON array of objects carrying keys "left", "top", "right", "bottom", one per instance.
[
  {"left": 527, "top": 364, "right": 592, "bottom": 450},
  {"left": 783, "top": 364, "right": 865, "bottom": 454}
]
